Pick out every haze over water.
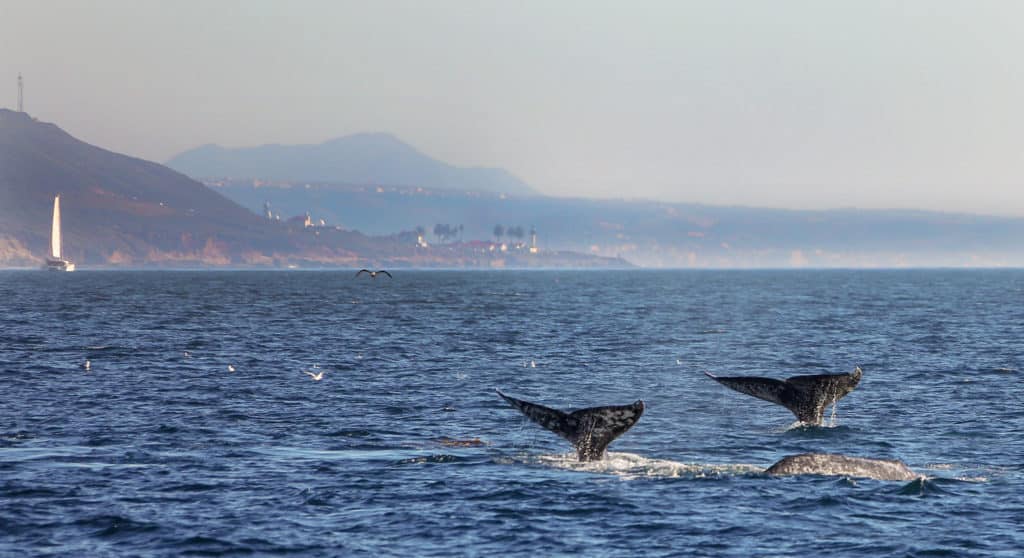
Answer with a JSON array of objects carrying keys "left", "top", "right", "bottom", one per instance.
[
  {"left": 1, "top": 270, "right": 1021, "bottom": 556},
  {"left": 4, "top": 2, "right": 1024, "bottom": 215}
]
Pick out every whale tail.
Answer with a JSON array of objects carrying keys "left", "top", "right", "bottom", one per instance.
[
  {"left": 495, "top": 389, "right": 644, "bottom": 462},
  {"left": 705, "top": 367, "right": 862, "bottom": 425},
  {"left": 704, "top": 371, "right": 788, "bottom": 406}
]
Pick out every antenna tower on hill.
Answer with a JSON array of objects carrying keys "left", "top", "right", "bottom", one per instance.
[{"left": 17, "top": 73, "right": 23, "bottom": 112}]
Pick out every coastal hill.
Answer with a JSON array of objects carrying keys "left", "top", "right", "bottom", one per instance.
[
  {"left": 0, "top": 108, "right": 291, "bottom": 266},
  {"left": 8, "top": 107, "right": 1019, "bottom": 269},
  {"left": 0, "top": 109, "right": 624, "bottom": 268},
  {"left": 166, "top": 133, "right": 537, "bottom": 196},
  {"left": 210, "top": 179, "right": 1024, "bottom": 268}
]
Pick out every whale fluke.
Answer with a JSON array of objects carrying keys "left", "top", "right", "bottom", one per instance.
[
  {"left": 766, "top": 453, "right": 918, "bottom": 481},
  {"left": 705, "top": 367, "right": 862, "bottom": 425},
  {"left": 495, "top": 389, "right": 644, "bottom": 462}
]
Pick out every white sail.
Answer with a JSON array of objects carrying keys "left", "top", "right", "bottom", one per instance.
[{"left": 51, "top": 195, "right": 62, "bottom": 259}]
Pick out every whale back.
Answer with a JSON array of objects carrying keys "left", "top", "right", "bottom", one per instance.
[
  {"left": 496, "top": 390, "right": 644, "bottom": 461},
  {"left": 766, "top": 453, "right": 918, "bottom": 481}
]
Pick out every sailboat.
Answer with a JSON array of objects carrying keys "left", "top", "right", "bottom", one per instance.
[{"left": 44, "top": 194, "right": 75, "bottom": 271}]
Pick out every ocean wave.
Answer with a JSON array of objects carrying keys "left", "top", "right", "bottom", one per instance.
[{"left": 523, "top": 451, "right": 763, "bottom": 480}]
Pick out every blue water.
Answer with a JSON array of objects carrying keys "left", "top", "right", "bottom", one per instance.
[{"left": 1, "top": 270, "right": 1022, "bottom": 557}]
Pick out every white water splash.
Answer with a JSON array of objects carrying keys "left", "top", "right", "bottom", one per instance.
[
  {"left": 777, "top": 416, "right": 843, "bottom": 432},
  {"left": 922, "top": 463, "right": 955, "bottom": 471},
  {"left": 921, "top": 462, "right": 998, "bottom": 483},
  {"left": 527, "top": 452, "right": 763, "bottom": 480},
  {"left": 778, "top": 421, "right": 816, "bottom": 432}
]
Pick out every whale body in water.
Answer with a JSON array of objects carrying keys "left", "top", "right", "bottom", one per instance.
[
  {"left": 766, "top": 453, "right": 918, "bottom": 481},
  {"left": 495, "top": 389, "right": 644, "bottom": 462},
  {"left": 705, "top": 367, "right": 862, "bottom": 425}
]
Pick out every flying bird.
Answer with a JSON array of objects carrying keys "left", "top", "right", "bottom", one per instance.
[
  {"left": 305, "top": 370, "right": 325, "bottom": 381},
  {"left": 355, "top": 269, "right": 392, "bottom": 279}
]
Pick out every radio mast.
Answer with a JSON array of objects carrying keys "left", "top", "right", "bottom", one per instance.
[{"left": 17, "top": 73, "right": 23, "bottom": 112}]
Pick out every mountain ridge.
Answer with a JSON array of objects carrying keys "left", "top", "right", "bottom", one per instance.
[{"left": 166, "top": 132, "right": 537, "bottom": 196}]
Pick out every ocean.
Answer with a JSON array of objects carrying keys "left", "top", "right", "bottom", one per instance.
[{"left": 1, "top": 269, "right": 1022, "bottom": 557}]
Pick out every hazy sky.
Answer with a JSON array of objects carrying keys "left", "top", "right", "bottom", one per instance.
[{"left": 2, "top": 1, "right": 1023, "bottom": 215}]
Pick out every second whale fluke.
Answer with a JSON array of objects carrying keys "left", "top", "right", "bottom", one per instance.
[
  {"left": 766, "top": 453, "right": 919, "bottom": 481},
  {"left": 495, "top": 389, "right": 644, "bottom": 462},
  {"left": 704, "top": 367, "right": 863, "bottom": 425}
]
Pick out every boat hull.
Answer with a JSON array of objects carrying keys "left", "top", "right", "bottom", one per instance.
[{"left": 44, "top": 258, "right": 75, "bottom": 272}]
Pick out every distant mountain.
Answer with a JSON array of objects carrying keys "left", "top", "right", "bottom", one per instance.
[
  {"left": 13, "top": 108, "right": 1017, "bottom": 269},
  {"left": 166, "top": 133, "right": 537, "bottom": 196}
]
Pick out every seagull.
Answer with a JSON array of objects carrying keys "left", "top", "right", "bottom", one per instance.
[
  {"left": 305, "top": 370, "right": 325, "bottom": 381},
  {"left": 83, "top": 360, "right": 91, "bottom": 371},
  {"left": 227, "top": 365, "right": 236, "bottom": 372},
  {"left": 530, "top": 360, "right": 536, "bottom": 368},
  {"left": 355, "top": 269, "right": 392, "bottom": 279},
  {"left": 183, "top": 351, "right": 192, "bottom": 358}
]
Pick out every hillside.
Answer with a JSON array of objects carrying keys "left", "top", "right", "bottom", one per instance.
[
  {"left": 0, "top": 110, "right": 410, "bottom": 267},
  {"left": 0, "top": 109, "right": 308, "bottom": 266},
  {"left": 166, "top": 133, "right": 537, "bottom": 196},
  {"left": 0, "top": 110, "right": 624, "bottom": 268}
]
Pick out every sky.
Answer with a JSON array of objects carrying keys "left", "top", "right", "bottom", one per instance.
[{"left": 2, "top": 1, "right": 1023, "bottom": 216}]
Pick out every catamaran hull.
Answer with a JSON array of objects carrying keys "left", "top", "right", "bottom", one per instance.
[{"left": 44, "top": 259, "right": 75, "bottom": 272}]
